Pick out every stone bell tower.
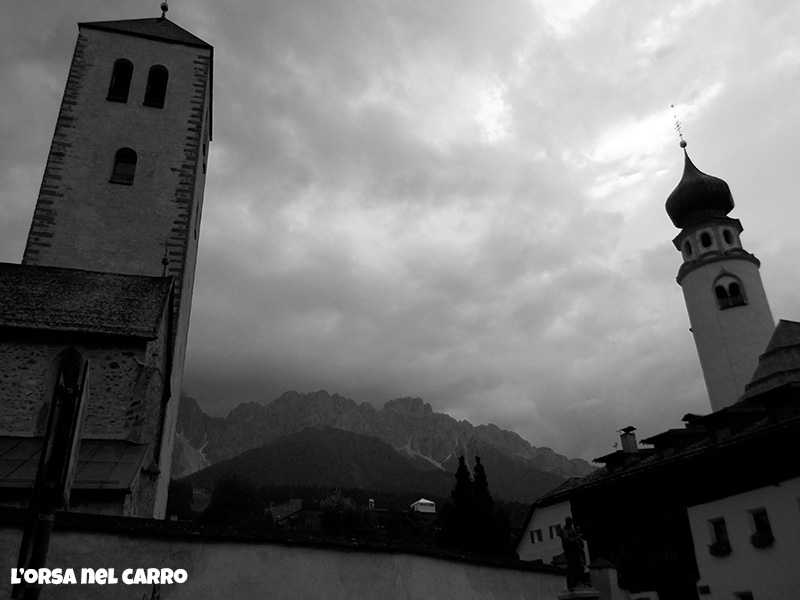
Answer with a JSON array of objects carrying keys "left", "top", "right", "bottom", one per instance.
[
  {"left": 19, "top": 13, "right": 212, "bottom": 514},
  {"left": 22, "top": 15, "right": 212, "bottom": 398},
  {"left": 665, "top": 142, "right": 774, "bottom": 412}
]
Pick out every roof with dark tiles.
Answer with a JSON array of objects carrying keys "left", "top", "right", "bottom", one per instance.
[
  {"left": 0, "top": 263, "right": 172, "bottom": 339},
  {"left": 743, "top": 320, "right": 800, "bottom": 398},
  {"left": 79, "top": 17, "right": 212, "bottom": 49}
]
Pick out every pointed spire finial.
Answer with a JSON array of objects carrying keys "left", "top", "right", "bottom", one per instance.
[
  {"left": 671, "top": 104, "right": 687, "bottom": 149},
  {"left": 160, "top": 1, "right": 169, "bottom": 19}
]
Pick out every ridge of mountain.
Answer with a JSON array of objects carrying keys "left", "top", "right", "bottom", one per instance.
[
  {"left": 172, "top": 391, "right": 594, "bottom": 486},
  {"left": 186, "top": 426, "right": 450, "bottom": 495},
  {"left": 185, "top": 425, "right": 568, "bottom": 504}
]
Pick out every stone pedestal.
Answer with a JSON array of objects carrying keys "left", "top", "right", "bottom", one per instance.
[{"left": 557, "top": 586, "right": 601, "bottom": 600}]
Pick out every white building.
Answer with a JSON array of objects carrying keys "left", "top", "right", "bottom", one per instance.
[
  {"left": 410, "top": 498, "right": 436, "bottom": 514},
  {"left": 688, "top": 476, "right": 800, "bottom": 600},
  {"left": 516, "top": 485, "right": 576, "bottom": 564}
]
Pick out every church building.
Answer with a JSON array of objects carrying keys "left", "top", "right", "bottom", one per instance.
[
  {"left": 0, "top": 13, "right": 213, "bottom": 519},
  {"left": 517, "top": 143, "right": 800, "bottom": 600},
  {"left": 665, "top": 141, "right": 775, "bottom": 412}
]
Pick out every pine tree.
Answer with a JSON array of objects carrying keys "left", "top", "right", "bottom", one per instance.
[
  {"left": 452, "top": 454, "right": 473, "bottom": 510},
  {"left": 472, "top": 455, "right": 494, "bottom": 519},
  {"left": 438, "top": 454, "right": 513, "bottom": 555}
]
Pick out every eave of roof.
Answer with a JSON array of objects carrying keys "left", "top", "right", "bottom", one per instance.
[
  {"left": 79, "top": 17, "right": 211, "bottom": 49},
  {"left": 543, "top": 411, "right": 800, "bottom": 502}
]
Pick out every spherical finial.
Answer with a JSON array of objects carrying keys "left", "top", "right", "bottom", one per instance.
[
  {"left": 680, "top": 140, "right": 687, "bottom": 148},
  {"left": 160, "top": 2, "right": 169, "bottom": 18}
]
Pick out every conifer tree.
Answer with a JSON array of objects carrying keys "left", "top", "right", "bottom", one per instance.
[
  {"left": 452, "top": 454, "right": 473, "bottom": 510},
  {"left": 472, "top": 455, "right": 494, "bottom": 519}
]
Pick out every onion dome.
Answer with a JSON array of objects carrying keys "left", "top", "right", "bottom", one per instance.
[{"left": 665, "top": 149, "right": 734, "bottom": 228}]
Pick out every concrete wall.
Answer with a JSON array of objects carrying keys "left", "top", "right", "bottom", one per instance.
[
  {"left": 687, "top": 475, "right": 800, "bottom": 600},
  {"left": 0, "top": 522, "right": 565, "bottom": 599}
]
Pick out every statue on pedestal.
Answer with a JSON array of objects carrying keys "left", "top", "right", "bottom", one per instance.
[{"left": 558, "top": 517, "right": 586, "bottom": 590}]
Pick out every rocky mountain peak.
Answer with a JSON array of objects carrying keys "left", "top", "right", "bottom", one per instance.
[
  {"left": 172, "top": 391, "right": 595, "bottom": 484},
  {"left": 383, "top": 396, "right": 433, "bottom": 417}
]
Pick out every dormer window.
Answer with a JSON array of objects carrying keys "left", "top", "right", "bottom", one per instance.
[
  {"left": 143, "top": 65, "right": 169, "bottom": 108},
  {"left": 110, "top": 148, "right": 137, "bottom": 185},
  {"left": 107, "top": 59, "right": 133, "bottom": 103}
]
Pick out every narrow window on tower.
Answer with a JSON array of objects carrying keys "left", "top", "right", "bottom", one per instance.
[
  {"left": 714, "top": 276, "right": 747, "bottom": 310},
  {"left": 715, "top": 285, "right": 731, "bottom": 309},
  {"left": 700, "top": 232, "right": 713, "bottom": 248},
  {"left": 107, "top": 59, "right": 133, "bottom": 103},
  {"left": 722, "top": 229, "right": 734, "bottom": 245},
  {"left": 728, "top": 282, "right": 745, "bottom": 307},
  {"left": 143, "top": 65, "right": 169, "bottom": 108},
  {"left": 110, "top": 148, "right": 137, "bottom": 185}
]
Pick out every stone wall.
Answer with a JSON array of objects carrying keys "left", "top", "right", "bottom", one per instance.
[
  {"left": 0, "top": 330, "right": 168, "bottom": 444},
  {"left": 0, "top": 513, "right": 565, "bottom": 599}
]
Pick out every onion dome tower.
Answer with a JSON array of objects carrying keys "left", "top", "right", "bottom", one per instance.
[{"left": 666, "top": 141, "right": 775, "bottom": 412}]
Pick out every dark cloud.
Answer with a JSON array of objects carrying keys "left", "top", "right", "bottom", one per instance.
[{"left": 2, "top": 1, "right": 800, "bottom": 461}]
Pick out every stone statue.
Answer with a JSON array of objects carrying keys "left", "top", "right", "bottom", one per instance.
[{"left": 559, "top": 517, "right": 586, "bottom": 590}]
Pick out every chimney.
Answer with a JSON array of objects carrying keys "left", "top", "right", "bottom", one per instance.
[{"left": 618, "top": 426, "right": 638, "bottom": 454}]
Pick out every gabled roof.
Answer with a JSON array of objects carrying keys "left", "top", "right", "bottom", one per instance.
[
  {"left": 79, "top": 17, "right": 212, "bottom": 49},
  {"left": 0, "top": 263, "right": 172, "bottom": 339},
  {"left": 0, "top": 436, "right": 148, "bottom": 491}
]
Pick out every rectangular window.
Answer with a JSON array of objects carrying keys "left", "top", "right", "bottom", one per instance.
[
  {"left": 749, "top": 508, "right": 772, "bottom": 536},
  {"left": 709, "top": 518, "right": 728, "bottom": 544},
  {"left": 549, "top": 524, "right": 562, "bottom": 540},
  {"left": 734, "top": 592, "right": 754, "bottom": 600},
  {"left": 534, "top": 528, "right": 542, "bottom": 542}
]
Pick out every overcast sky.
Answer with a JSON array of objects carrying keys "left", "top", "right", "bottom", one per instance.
[{"left": 2, "top": 0, "right": 799, "bottom": 462}]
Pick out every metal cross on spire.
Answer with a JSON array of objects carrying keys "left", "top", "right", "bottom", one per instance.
[{"left": 671, "top": 104, "right": 687, "bottom": 149}]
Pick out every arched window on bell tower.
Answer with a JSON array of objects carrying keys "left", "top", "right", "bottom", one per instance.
[
  {"left": 714, "top": 274, "right": 747, "bottom": 310},
  {"left": 107, "top": 59, "right": 133, "bottom": 103},
  {"left": 110, "top": 147, "right": 137, "bottom": 185},
  {"left": 143, "top": 65, "right": 169, "bottom": 108}
]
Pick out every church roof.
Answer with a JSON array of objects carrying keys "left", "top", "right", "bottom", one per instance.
[
  {"left": 665, "top": 150, "right": 735, "bottom": 229},
  {"left": 0, "top": 263, "right": 172, "bottom": 339},
  {"left": 741, "top": 320, "right": 800, "bottom": 399},
  {"left": 79, "top": 17, "right": 212, "bottom": 49}
]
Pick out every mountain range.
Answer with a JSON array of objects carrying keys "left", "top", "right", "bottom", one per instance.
[{"left": 173, "top": 390, "right": 594, "bottom": 503}]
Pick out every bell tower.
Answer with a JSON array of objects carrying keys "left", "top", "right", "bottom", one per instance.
[
  {"left": 20, "top": 13, "right": 212, "bottom": 514},
  {"left": 666, "top": 142, "right": 775, "bottom": 412},
  {"left": 22, "top": 16, "right": 211, "bottom": 387}
]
